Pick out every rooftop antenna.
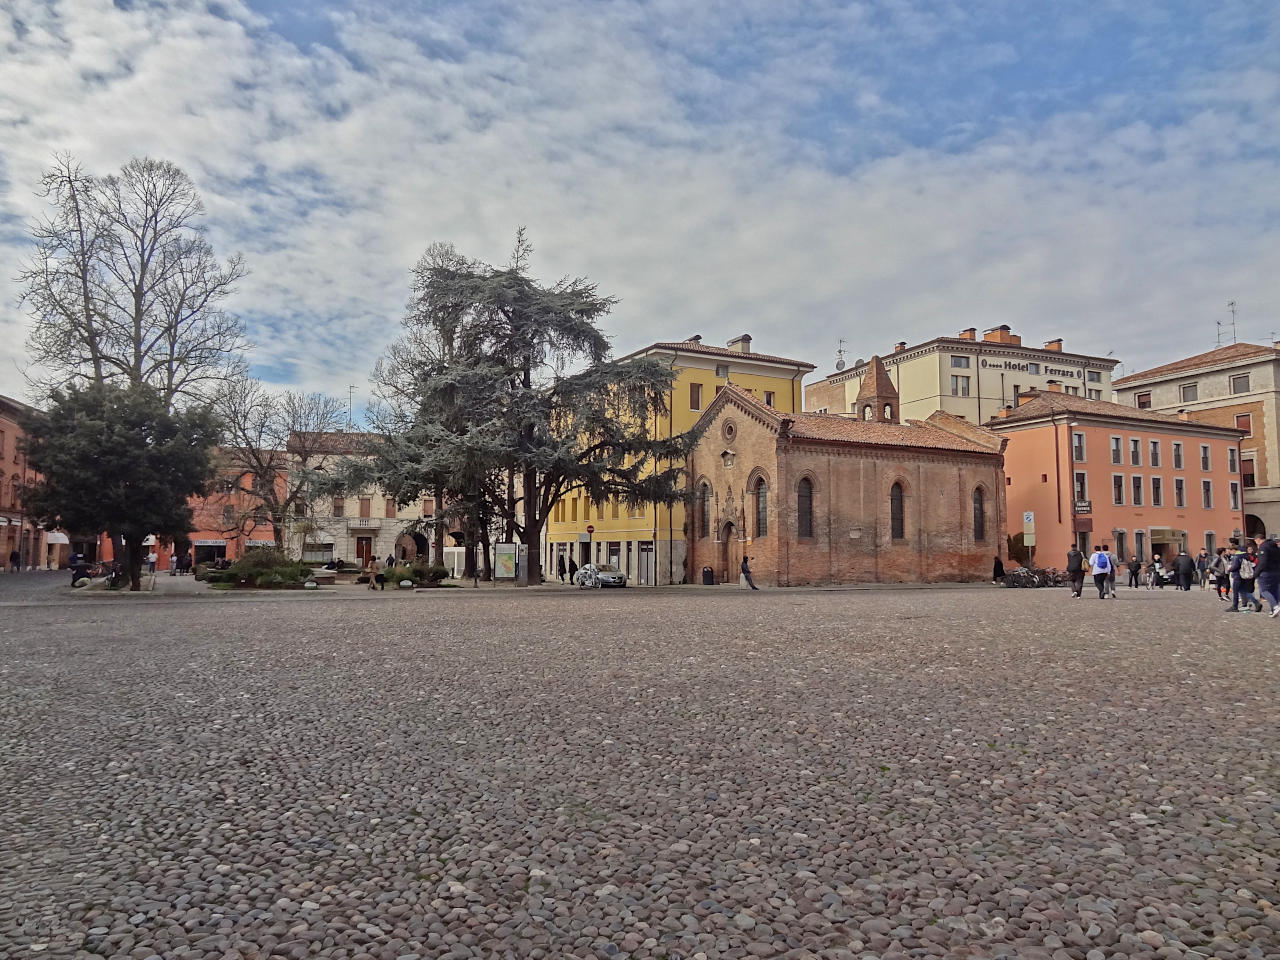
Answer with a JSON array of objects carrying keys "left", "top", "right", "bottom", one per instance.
[
  {"left": 834, "top": 338, "right": 848, "bottom": 371},
  {"left": 1227, "top": 300, "right": 1238, "bottom": 344},
  {"left": 347, "top": 384, "right": 356, "bottom": 428}
]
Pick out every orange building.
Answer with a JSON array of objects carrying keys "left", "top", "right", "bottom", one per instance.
[
  {"left": 989, "top": 388, "right": 1247, "bottom": 565},
  {"left": 0, "top": 394, "right": 69, "bottom": 570}
]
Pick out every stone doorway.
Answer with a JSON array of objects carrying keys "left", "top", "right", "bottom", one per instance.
[{"left": 720, "top": 521, "right": 741, "bottom": 584}]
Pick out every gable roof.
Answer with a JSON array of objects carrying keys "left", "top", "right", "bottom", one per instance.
[
  {"left": 987, "top": 389, "right": 1245, "bottom": 435},
  {"left": 1114, "top": 342, "right": 1279, "bottom": 386},
  {"left": 699, "top": 383, "right": 1000, "bottom": 456},
  {"left": 629, "top": 339, "right": 815, "bottom": 370}
]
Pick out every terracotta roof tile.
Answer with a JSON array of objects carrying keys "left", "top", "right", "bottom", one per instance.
[
  {"left": 640, "top": 340, "right": 815, "bottom": 369},
  {"left": 1113, "top": 342, "right": 1278, "bottom": 385},
  {"left": 784, "top": 413, "right": 997, "bottom": 453},
  {"left": 987, "top": 389, "right": 1246, "bottom": 434}
]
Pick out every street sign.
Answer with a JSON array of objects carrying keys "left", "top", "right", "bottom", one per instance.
[
  {"left": 1073, "top": 499, "right": 1092, "bottom": 515},
  {"left": 1022, "top": 534, "right": 1036, "bottom": 546},
  {"left": 1022, "top": 511, "right": 1034, "bottom": 525},
  {"left": 586, "top": 524, "right": 595, "bottom": 535}
]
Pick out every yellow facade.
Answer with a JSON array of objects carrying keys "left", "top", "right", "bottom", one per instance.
[{"left": 543, "top": 337, "right": 813, "bottom": 584}]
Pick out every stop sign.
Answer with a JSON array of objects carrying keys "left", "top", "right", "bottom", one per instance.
[{"left": 586, "top": 524, "right": 595, "bottom": 534}]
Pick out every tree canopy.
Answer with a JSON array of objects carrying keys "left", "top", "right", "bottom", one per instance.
[
  {"left": 18, "top": 154, "right": 246, "bottom": 407},
  {"left": 19, "top": 384, "right": 219, "bottom": 590},
  {"left": 356, "top": 231, "right": 695, "bottom": 584}
]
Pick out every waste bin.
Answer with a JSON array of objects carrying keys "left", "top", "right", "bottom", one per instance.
[{"left": 701, "top": 565, "right": 714, "bottom": 585}]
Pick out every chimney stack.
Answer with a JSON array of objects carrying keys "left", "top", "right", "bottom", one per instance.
[
  {"left": 958, "top": 327, "right": 977, "bottom": 341},
  {"left": 688, "top": 334, "right": 702, "bottom": 343},
  {"left": 1043, "top": 338, "right": 1063, "bottom": 352},
  {"left": 726, "top": 334, "right": 752, "bottom": 354},
  {"left": 1178, "top": 409, "right": 1191, "bottom": 421},
  {"left": 1045, "top": 379, "right": 1063, "bottom": 393},
  {"left": 996, "top": 406, "right": 1013, "bottom": 419},
  {"left": 894, "top": 341, "right": 907, "bottom": 352},
  {"left": 983, "top": 324, "right": 1021, "bottom": 346}
]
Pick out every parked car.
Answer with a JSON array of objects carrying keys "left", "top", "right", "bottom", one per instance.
[{"left": 594, "top": 563, "right": 628, "bottom": 587}]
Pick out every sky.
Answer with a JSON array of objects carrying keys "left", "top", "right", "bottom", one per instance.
[{"left": 1, "top": 0, "right": 1278, "bottom": 407}]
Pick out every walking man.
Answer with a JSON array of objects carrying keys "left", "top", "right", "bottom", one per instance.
[
  {"left": 1089, "top": 545, "right": 1111, "bottom": 599},
  {"left": 367, "top": 556, "right": 385, "bottom": 590},
  {"left": 557, "top": 553, "right": 566, "bottom": 583},
  {"left": 1230, "top": 544, "right": 1262, "bottom": 612},
  {"left": 1255, "top": 535, "right": 1280, "bottom": 617},
  {"left": 1196, "top": 549, "right": 1210, "bottom": 589},
  {"left": 8, "top": 549, "right": 19, "bottom": 574},
  {"left": 1066, "top": 545, "right": 1085, "bottom": 598},
  {"left": 740, "top": 555, "right": 759, "bottom": 590},
  {"left": 1104, "top": 544, "right": 1120, "bottom": 598},
  {"left": 1173, "top": 549, "right": 1196, "bottom": 591}
]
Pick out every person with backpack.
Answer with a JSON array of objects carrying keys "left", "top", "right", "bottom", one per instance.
[
  {"left": 1104, "top": 544, "right": 1120, "bottom": 598},
  {"left": 1230, "top": 543, "right": 1262, "bottom": 612},
  {"left": 1065, "top": 545, "right": 1085, "bottom": 598},
  {"left": 1254, "top": 535, "right": 1280, "bottom": 617},
  {"left": 1089, "top": 545, "right": 1112, "bottom": 599},
  {"left": 1210, "top": 547, "right": 1231, "bottom": 602}
]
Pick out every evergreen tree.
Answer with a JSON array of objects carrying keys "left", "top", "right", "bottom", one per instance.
[
  {"left": 19, "top": 384, "right": 219, "bottom": 590},
  {"left": 361, "top": 232, "right": 694, "bottom": 585}
]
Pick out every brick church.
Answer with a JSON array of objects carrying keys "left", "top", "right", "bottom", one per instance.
[{"left": 686, "top": 358, "right": 1007, "bottom": 585}]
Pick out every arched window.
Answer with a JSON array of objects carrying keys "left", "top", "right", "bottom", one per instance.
[
  {"left": 797, "top": 477, "right": 814, "bottom": 538},
  {"left": 754, "top": 477, "right": 768, "bottom": 537},
  {"left": 862, "top": 405, "right": 873, "bottom": 421},
  {"left": 890, "top": 482, "right": 905, "bottom": 540},
  {"left": 972, "top": 487, "right": 986, "bottom": 541},
  {"left": 699, "top": 483, "right": 711, "bottom": 538},
  {"left": 883, "top": 403, "right": 893, "bottom": 420}
]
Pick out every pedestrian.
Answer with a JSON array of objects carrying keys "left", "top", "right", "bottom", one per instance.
[
  {"left": 1209, "top": 547, "right": 1231, "bottom": 601},
  {"left": 1104, "top": 544, "right": 1119, "bottom": 598},
  {"left": 1066, "top": 544, "right": 1085, "bottom": 598},
  {"left": 1149, "top": 553, "right": 1165, "bottom": 589},
  {"left": 1089, "top": 545, "right": 1111, "bottom": 599},
  {"left": 1230, "top": 544, "right": 1262, "bottom": 612},
  {"left": 991, "top": 554, "right": 1005, "bottom": 584},
  {"left": 1196, "top": 549, "right": 1209, "bottom": 589},
  {"left": 385, "top": 554, "right": 395, "bottom": 568},
  {"left": 557, "top": 553, "right": 566, "bottom": 583},
  {"left": 568, "top": 556, "right": 578, "bottom": 583},
  {"left": 367, "top": 556, "right": 385, "bottom": 590},
  {"left": 1173, "top": 549, "right": 1196, "bottom": 591},
  {"left": 146, "top": 549, "right": 157, "bottom": 574},
  {"left": 1254, "top": 535, "right": 1280, "bottom": 618},
  {"left": 68, "top": 551, "right": 81, "bottom": 586},
  {"left": 9, "top": 548, "right": 20, "bottom": 573},
  {"left": 1126, "top": 555, "right": 1141, "bottom": 588},
  {"left": 169, "top": 553, "right": 178, "bottom": 576},
  {"left": 740, "top": 555, "right": 759, "bottom": 590}
]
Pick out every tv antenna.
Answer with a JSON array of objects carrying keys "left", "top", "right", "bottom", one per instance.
[
  {"left": 834, "top": 339, "right": 848, "bottom": 371},
  {"left": 1217, "top": 300, "right": 1238, "bottom": 346},
  {"left": 347, "top": 384, "right": 356, "bottom": 428}
]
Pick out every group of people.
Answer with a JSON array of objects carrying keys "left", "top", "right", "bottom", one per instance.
[{"left": 1063, "top": 536, "right": 1280, "bottom": 614}]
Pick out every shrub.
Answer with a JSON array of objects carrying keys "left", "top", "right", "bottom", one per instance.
[
  {"left": 385, "top": 563, "right": 422, "bottom": 585},
  {"left": 424, "top": 563, "right": 449, "bottom": 584},
  {"left": 221, "top": 549, "right": 311, "bottom": 588}
]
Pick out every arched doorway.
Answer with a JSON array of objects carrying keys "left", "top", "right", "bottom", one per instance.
[
  {"left": 1246, "top": 514, "right": 1266, "bottom": 539},
  {"left": 720, "top": 521, "right": 740, "bottom": 584}
]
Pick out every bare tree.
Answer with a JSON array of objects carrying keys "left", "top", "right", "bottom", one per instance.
[
  {"left": 19, "top": 154, "right": 247, "bottom": 407},
  {"left": 214, "top": 378, "right": 347, "bottom": 551}
]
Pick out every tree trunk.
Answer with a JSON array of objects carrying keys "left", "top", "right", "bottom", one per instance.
[
  {"left": 433, "top": 485, "right": 446, "bottom": 564},
  {"left": 518, "top": 466, "right": 541, "bottom": 586},
  {"left": 462, "top": 517, "right": 476, "bottom": 580},
  {"left": 125, "top": 536, "right": 145, "bottom": 592},
  {"left": 479, "top": 523, "right": 492, "bottom": 582}
]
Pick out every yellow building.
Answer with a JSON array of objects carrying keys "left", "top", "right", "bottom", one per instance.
[{"left": 543, "top": 335, "right": 814, "bottom": 584}]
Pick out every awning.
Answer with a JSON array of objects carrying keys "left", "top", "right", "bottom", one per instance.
[{"left": 46, "top": 531, "right": 70, "bottom": 545}]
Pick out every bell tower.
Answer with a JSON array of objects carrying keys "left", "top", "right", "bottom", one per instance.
[{"left": 854, "top": 355, "right": 900, "bottom": 424}]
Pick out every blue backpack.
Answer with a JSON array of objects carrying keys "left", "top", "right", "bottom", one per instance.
[{"left": 1095, "top": 552, "right": 1110, "bottom": 573}]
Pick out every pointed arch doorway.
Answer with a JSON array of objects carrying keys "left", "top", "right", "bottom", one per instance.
[{"left": 720, "top": 521, "right": 741, "bottom": 584}]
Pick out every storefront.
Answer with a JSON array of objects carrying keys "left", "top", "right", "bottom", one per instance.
[{"left": 192, "top": 538, "right": 227, "bottom": 565}]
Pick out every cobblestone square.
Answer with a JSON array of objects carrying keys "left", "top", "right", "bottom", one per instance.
[{"left": 2, "top": 583, "right": 1278, "bottom": 959}]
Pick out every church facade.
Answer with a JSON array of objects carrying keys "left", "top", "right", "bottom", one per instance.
[{"left": 686, "top": 360, "right": 1007, "bottom": 586}]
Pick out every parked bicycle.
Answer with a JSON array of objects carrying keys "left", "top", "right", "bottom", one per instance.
[{"left": 575, "top": 563, "right": 601, "bottom": 589}]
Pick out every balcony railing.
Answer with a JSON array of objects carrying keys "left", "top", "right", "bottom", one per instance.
[{"left": 347, "top": 517, "right": 381, "bottom": 529}]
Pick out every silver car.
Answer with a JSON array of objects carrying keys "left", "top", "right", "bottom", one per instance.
[{"left": 594, "top": 563, "right": 628, "bottom": 587}]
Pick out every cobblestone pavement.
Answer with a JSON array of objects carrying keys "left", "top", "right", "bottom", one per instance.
[{"left": 2, "top": 586, "right": 1277, "bottom": 960}]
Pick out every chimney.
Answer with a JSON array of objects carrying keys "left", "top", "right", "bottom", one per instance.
[
  {"left": 727, "top": 334, "right": 752, "bottom": 354},
  {"left": 983, "top": 324, "right": 1021, "bottom": 345},
  {"left": 894, "top": 341, "right": 907, "bottom": 352},
  {"left": 1178, "top": 409, "right": 1190, "bottom": 421},
  {"left": 687, "top": 334, "right": 702, "bottom": 343},
  {"left": 1043, "top": 338, "right": 1063, "bottom": 352},
  {"left": 957, "top": 327, "right": 977, "bottom": 341},
  {"left": 1016, "top": 392, "right": 1034, "bottom": 406},
  {"left": 1045, "top": 379, "right": 1063, "bottom": 393},
  {"left": 996, "top": 406, "right": 1013, "bottom": 419}
]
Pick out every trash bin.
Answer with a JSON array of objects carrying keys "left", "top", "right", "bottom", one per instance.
[{"left": 701, "top": 565, "right": 714, "bottom": 585}]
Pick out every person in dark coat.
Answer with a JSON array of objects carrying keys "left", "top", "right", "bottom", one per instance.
[
  {"left": 568, "top": 557, "right": 578, "bottom": 583},
  {"left": 740, "top": 555, "right": 759, "bottom": 590},
  {"left": 1065, "top": 546, "right": 1085, "bottom": 598},
  {"left": 991, "top": 555, "right": 1005, "bottom": 584},
  {"left": 1126, "top": 556, "right": 1141, "bottom": 588},
  {"left": 1230, "top": 545, "right": 1261, "bottom": 612},
  {"left": 1173, "top": 550, "right": 1196, "bottom": 591},
  {"left": 557, "top": 554, "right": 566, "bottom": 583},
  {"left": 1254, "top": 535, "right": 1280, "bottom": 617}
]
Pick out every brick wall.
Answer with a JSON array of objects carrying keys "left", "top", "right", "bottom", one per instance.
[{"left": 688, "top": 402, "right": 1005, "bottom": 585}]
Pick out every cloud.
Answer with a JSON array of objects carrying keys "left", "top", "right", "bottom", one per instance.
[{"left": 0, "top": 0, "right": 1277, "bottom": 406}]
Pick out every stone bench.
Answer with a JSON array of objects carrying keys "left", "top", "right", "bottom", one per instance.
[{"left": 309, "top": 570, "right": 337, "bottom": 585}]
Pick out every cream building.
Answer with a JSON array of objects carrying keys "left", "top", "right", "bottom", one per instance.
[
  {"left": 805, "top": 326, "right": 1117, "bottom": 423},
  {"left": 1114, "top": 341, "right": 1280, "bottom": 539}
]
